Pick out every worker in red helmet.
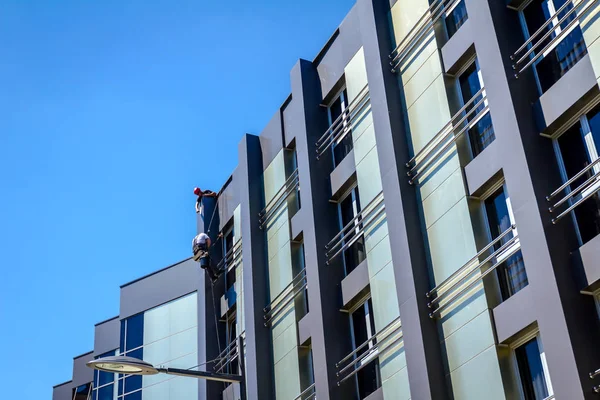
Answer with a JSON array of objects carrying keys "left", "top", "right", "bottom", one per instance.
[{"left": 194, "top": 187, "right": 217, "bottom": 213}]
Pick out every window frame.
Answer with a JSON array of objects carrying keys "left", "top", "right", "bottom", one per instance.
[
  {"left": 553, "top": 108, "right": 600, "bottom": 246},
  {"left": 480, "top": 182, "right": 527, "bottom": 299},
  {"left": 510, "top": 332, "right": 554, "bottom": 400},
  {"left": 517, "top": 0, "right": 586, "bottom": 95},
  {"left": 337, "top": 185, "right": 365, "bottom": 276},
  {"left": 327, "top": 86, "right": 353, "bottom": 167},
  {"left": 454, "top": 56, "right": 493, "bottom": 158},
  {"left": 444, "top": 0, "right": 468, "bottom": 40}
]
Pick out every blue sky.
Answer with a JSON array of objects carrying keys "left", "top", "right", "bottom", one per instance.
[{"left": 0, "top": 0, "right": 354, "bottom": 397}]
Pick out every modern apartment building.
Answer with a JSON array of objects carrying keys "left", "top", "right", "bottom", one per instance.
[{"left": 53, "top": 0, "right": 600, "bottom": 399}]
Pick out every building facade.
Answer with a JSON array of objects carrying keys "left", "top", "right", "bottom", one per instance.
[{"left": 54, "top": 0, "right": 600, "bottom": 399}]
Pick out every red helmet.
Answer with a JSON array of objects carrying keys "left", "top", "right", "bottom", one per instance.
[{"left": 193, "top": 187, "right": 201, "bottom": 196}]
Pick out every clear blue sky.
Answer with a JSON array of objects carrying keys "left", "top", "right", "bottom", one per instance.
[{"left": 0, "top": 0, "right": 354, "bottom": 397}]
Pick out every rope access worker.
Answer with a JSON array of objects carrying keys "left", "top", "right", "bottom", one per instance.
[
  {"left": 194, "top": 187, "right": 217, "bottom": 213},
  {"left": 192, "top": 232, "right": 220, "bottom": 281}
]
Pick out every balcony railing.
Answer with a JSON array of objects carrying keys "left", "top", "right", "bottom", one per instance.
[
  {"left": 325, "top": 192, "right": 385, "bottom": 265},
  {"left": 511, "top": 0, "right": 596, "bottom": 78},
  {"left": 294, "top": 384, "right": 316, "bottom": 400},
  {"left": 259, "top": 169, "right": 299, "bottom": 229},
  {"left": 546, "top": 158, "right": 600, "bottom": 224},
  {"left": 216, "top": 239, "right": 243, "bottom": 274},
  {"left": 389, "top": 0, "right": 460, "bottom": 73},
  {"left": 405, "top": 87, "right": 489, "bottom": 184},
  {"left": 214, "top": 336, "right": 243, "bottom": 374},
  {"left": 315, "top": 85, "right": 370, "bottom": 160},
  {"left": 263, "top": 268, "right": 307, "bottom": 327},
  {"left": 426, "top": 225, "right": 520, "bottom": 318},
  {"left": 336, "top": 317, "right": 403, "bottom": 386}
]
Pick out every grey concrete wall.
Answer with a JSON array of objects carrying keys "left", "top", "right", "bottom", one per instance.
[
  {"left": 72, "top": 351, "right": 94, "bottom": 387},
  {"left": 52, "top": 381, "right": 72, "bottom": 400},
  {"left": 316, "top": 5, "right": 363, "bottom": 97},
  {"left": 93, "top": 316, "right": 119, "bottom": 356},
  {"left": 239, "top": 133, "right": 274, "bottom": 400},
  {"left": 291, "top": 58, "right": 355, "bottom": 400},
  {"left": 357, "top": 0, "right": 448, "bottom": 398},
  {"left": 119, "top": 258, "right": 200, "bottom": 319}
]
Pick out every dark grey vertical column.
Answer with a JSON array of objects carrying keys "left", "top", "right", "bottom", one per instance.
[
  {"left": 356, "top": 0, "right": 448, "bottom": 399},
  {"left": 239, "top": 134, "right": 274, "bottom": 400},
  {"left": 291, "top": 59, "right": 354, "bottom": 400},
  {"left": 471, "top": 1, "right": 600, "bottom": 397},
  {"left": 197, "top": 196, "right": 224, "bottom": 400}
]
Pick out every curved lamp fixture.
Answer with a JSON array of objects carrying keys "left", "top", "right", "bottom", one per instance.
[{"left": 87, "top": 355, "right": 243, "bottom": 384}]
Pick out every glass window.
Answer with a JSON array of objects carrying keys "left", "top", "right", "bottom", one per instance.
[
  {"left": 458, "top": 62, "right": 495, "bottom": 156},
  {"left": 445, "top": 0, "right": 468, "bottom": 39},
  {"left": 72, "top": 383, "right": 92, "bottom": 400},
  {"left": 520, "top": 0, "right": 587, "bottom": 93},
  {"left": 515, "top": 337, "right": 552, "bottom": 400},
  {"left": 555, "top": 107, "right": 600, "bottom": 246},
  {"left": 93, "top": 350, "right": 118, "bottom": 400},
  {"left": 350, "top": 299, "right": 381, "bottom": 399},
  {"left": 117, "top": 293, "right": 198, "bottom": 400},
  {"left": 339, "top": 187, "right": 366, "bottom": 275},
  {"left": 484, "top": 187, "right": 528, "bottom": 299},
  {"left": 329, "top": 89, "right": 354, "bottom": 167}
]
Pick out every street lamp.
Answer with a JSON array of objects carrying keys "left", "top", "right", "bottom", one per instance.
[{"left": 87, "top": 355, "right": 243, "bottom": 383}]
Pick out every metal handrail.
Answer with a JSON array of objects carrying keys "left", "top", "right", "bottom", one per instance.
[
  {"left": 549, "top": 169, "right": 600, "bottom": 224},
  {"left": 389, "top": 0, "right": 460, "bottom": 73},
  {"left": 547, "top": 157, "right": 600, "bottom": 201},
  {"left": 316, "top": 85, "right": 369, "bottom": 146},
  {"left": 216, "top": 240, "right": 243, "bottom": 270},
  {"left": 406, "top": 87, "right": 485, "bottom": 168},
  {"left": 337, "top": 329, "right": 405, "bottom": 385},
  {"left": 259, "top": 169, "right": 299, "bottom": 217},
  {"left": 294, "top": 384, "right": 316, "bottom": 400},
  {"left": 409, "top": 103, "right": 490, "bottom": 185},
  {"left": 337, "top": 328, "right": 403, "bottom": 378},
  {"left": 430, "top": 237, "right": 521, "bottom": 318},
  {"left": 258, "top": 168, "right": 298, "bottom": 218},
  {"left": 514, "top": 0, "right": 597, "bottom": 76},
  {"left": 549, "top": 169, "right": 600, "bottom": 212},
  {"left": 428, "top": 235, "right": 520, "bottom": 308},
  {"left": 259, "top": 173, "right": 300, "bottom": 228},
  {"left": 336, "top": 317, "right": 401, "bottom": 366},
  {"left": 263, "top": 268, "right": 307, "bottom": 312},
  {"left": 512, "top": 0, "right": 578, "bottom": 62},
  {"left": 325, "top": 205, "right": 386, "bottom": 264},
  {"left": 389, "top": 0, "right": 447, "bottom": 58},
  {"left": 316, "top": 92, "right": 372, "bottom": 159},
  {"left": 214, "top": 348, "right": 238, "bottom": 370},
  {"left": 591, "top": 368, "right": 600, "bottom": 379},
  {"left": 326, "top": 192, "right": 384, "bottom": 249},
  {"left": 264, "top": 282, "right": 308, "bottom": 327},
  {"left": 215, "top": 338, "right": 238, "bottom": 361},
  {"left": 426, "top": 225, "right": 516, "bottom": 298},
  {"left": 594, "top": 385, "right": 600, "bottom": 393}
]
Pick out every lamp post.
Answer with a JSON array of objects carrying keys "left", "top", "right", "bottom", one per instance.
[{"left": 87, "top": 337, "right": 246, "bottom": 399}]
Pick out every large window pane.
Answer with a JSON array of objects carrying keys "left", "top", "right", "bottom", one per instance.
[
  {"left": 485, "top": 188, "right": 528, "bottom": 299},
  {"left": 339, "top": 188, "right": 366, "bottom": 275},
  {"left": 445, "top": 0, "right": 468, "bottom": 38},
  {"left": 522, "top": 0, "right": 587, "bottom": 93},
  {"left": 458, "top": 62, "right": 495, "bottom": 156},
  {"left": 350, "top": 299, "right": 380, "bottom": 399},
  {"left": 329, "top": 89, "right": 354, "bottom": 167},
  {"left": 515, "top": 338, "right": 550, "bottom": 400}
]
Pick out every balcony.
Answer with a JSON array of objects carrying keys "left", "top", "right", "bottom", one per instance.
[
  {"left": 263, "top": 268, "right": 308, "bottom": 328},
  {"left": 405, "top": 87, "right": 490, "bottom": 184},
  {"left": 217, "top": 239, "right": 243, "bottom": 274},
  {"left": 389, "top": 0, "right": 465, "bottom": 74},
  {"left": 259, "top": 168, "right": 300, "bottom": 230},
  {"left": 214, "top": 335, "right": 243, "bottom": 375},
  {"left": 511, "top": 0, "right": 592, "bottom": 93},
  {"left": 315, "top": 85, "right": 370, "bottom": 162},
  {"left": 335, "top": 317, "right": 403, "bottom": 386},
  {"left": 546, "top": 157, "right": 600, "bottom": 225},
  {"left": 427, "top": 225, "right": 522, "bottom": 318},
  {"left": 325, "top": 192, "right": 385, "bottom": 266}
]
